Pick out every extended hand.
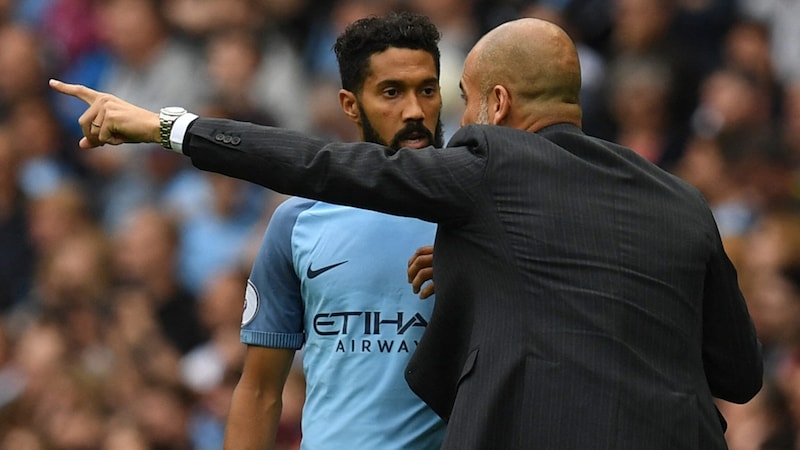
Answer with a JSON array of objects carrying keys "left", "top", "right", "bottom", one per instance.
[
  {"left": 49, "top": 79, "right": 161, "bottom": 149},
  {"left": 408, "top": 245, "right": 435, "bottom": 299}
]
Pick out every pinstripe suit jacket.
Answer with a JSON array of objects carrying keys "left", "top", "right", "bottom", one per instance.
[{"left": 184, "top": 119, "right": 762, "bottom": 449}]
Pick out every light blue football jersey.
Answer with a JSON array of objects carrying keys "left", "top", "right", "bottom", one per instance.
[{"left": 242, "top": 197, "right": 445, "bottom": 449}]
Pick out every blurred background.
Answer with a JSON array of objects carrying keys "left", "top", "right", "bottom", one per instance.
[{"left": 0, "top": 0, "right": 799, "bottom": 448}]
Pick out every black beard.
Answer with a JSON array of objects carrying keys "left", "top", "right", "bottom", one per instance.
[{"left": 359, "top": 103, "right": 444, "bottom": 150}]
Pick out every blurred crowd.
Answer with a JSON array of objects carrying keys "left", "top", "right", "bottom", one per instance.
[{"left": 0, "top": 0, "right": 800, "bottom": 448}]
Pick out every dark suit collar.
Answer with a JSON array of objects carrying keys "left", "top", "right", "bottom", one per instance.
[{"left": 536, "top": 123, "right": 584, "bottom": 138}]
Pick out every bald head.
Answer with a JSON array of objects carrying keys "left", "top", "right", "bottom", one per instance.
[{"left": 460, "top": 18, "right": 582, "bottom": 130}]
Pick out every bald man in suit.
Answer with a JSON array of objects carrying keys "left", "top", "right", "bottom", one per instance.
[{"left": 53, "top": 16, "right": 762, "bottom": 450}]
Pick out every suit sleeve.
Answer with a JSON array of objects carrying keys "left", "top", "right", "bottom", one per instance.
[
  {"left": 182, "top": 118, "right": 487, "bottom": 225},
  {"left": 701, "top": 223, "right": 763, "bottom": 404}
]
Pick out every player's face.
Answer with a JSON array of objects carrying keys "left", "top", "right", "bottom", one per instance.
[{"left": 351, "top": 48, "right": 443, "bottom": 149}]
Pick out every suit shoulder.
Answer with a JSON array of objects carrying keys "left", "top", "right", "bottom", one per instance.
[
  {"left": 448, "top": 124, "right": 489, "bottom": 147},
  {"left": 451, "top": 124, "right": 551, "bottom": 145}
]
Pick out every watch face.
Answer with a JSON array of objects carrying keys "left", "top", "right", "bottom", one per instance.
[{"left": 162, "top": 106, "right": 186, "bottom": 116}]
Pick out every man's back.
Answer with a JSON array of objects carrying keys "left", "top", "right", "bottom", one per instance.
[
  {"left": 406, "top": 124, "right": 762, "bottom": 449},
  {"left": 245, "top": 197, "right": 445, "bottom": 449}
]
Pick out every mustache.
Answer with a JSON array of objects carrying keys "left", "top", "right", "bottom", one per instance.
[{"left": 390, "top": 121, "right": 435, "bottom": 148}]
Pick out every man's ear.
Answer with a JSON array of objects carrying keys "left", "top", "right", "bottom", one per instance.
[
  {"left": 489, "top": 85, "right": 511, "bottom": 126},
  {"left": 339, "top": 89, "right": 361, "bottom": 125}
]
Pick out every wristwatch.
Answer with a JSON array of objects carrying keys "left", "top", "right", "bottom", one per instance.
[{"left": 159, "top": 106, "right": 187, "bottom": 149}]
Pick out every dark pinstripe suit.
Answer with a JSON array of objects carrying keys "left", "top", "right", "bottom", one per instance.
[{"left": 184, "top": 119, "right": 762, "bottom": 449}]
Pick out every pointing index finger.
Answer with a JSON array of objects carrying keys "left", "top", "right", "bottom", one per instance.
[{"left": 49, "top": 79, "right": 99, "bottom": 104}]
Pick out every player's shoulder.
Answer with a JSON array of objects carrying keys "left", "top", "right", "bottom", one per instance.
[
  {"left": 276, "top": 196, "right": 318, "bottom": 212},
  {"left": 262, "top": 197, "right": 318, "bottom": 240},
  {"left": 271, "top": 196, "right": 319, "bottom": 221}
]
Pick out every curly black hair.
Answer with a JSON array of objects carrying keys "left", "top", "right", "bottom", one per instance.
[{"left": 333, "top": 11, "right": 441, "bottom": 93}]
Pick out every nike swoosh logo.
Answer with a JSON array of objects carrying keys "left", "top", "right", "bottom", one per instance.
[{"left": 306, "top": 260, "right": 349, "bottom": 279}]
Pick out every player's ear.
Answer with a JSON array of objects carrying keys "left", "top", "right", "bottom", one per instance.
[{"left": 339, "top": 89, "right": 360, "bottom": 125}]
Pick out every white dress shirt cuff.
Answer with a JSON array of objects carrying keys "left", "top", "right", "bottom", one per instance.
[{"left": 169, "top": 112, "right": 199, "bottom": 154}]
